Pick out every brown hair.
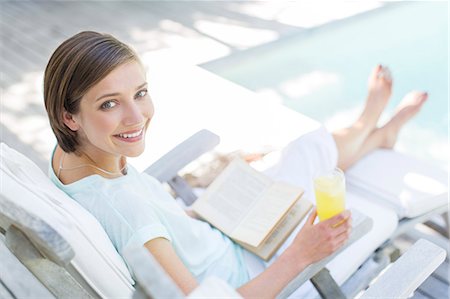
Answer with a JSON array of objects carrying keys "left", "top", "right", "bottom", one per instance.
[{"left": 44, "top": 31, "right": 139, "bottom": 153}]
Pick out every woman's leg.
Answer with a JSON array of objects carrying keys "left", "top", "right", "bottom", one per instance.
[
  {"left": 333, "top": 65, "right": 393, "bottom": 170},
  {"left": 336, "top": 91, "right": 428, "bottom": 169}
]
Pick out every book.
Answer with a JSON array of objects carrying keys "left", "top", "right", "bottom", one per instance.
[{"left": 192, "top": 158, "right": 312, "bottom": 261}]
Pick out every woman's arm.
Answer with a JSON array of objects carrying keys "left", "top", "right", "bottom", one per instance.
[
  {"left": 238, "top": 209, "right": 351, "bottom": 298},
  {"left": 144, "top": 209, "right": 351, "bottom": 297},
  {"left": 144, "top": 238, "right": 199, "bottom": 295}
]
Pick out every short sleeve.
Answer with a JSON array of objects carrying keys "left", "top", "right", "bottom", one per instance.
[{"left": 85, "top": 186, "right": 172, "bottom": 256}]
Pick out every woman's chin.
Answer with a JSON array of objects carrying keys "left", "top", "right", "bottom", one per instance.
[{"left": 126, "top": 145, "right": 146, "bottom": 158}]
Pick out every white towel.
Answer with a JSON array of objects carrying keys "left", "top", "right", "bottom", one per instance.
[{"left": 346, "top": 149, "right": 448, "bottom": 218}]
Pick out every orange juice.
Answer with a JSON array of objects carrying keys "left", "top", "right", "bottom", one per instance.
[{"left": 314, "top": 168, "right": 345, "bottom": 221}]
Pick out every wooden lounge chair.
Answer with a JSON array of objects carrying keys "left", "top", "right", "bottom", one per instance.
[
  {"left": 1, "top": 200, "right": 443, "bottom": 299},
  {"left": 1, "top": 140, "right": 372, "bottom": 298},
  {"left": 144, "top": 129, "right": 448, "bottom": 298},
  {"left": 0, "top": 138, "right": 447, "bottom": 298},
  {"left": 130, "top": 59, "right": 448, "bottom": 298}
]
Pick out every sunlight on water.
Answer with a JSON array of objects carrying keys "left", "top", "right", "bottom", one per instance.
[{"left": 203, "top": 2, "right": 448, "bottom": 169}]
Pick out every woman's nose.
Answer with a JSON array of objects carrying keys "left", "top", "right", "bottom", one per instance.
[{"left": 122, "top": 102, "right": 145, "bottom": 126}]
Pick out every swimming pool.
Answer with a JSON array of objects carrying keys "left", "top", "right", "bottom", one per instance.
[{"left": 202, "top": 2, "right": 448, "bottom": 168}]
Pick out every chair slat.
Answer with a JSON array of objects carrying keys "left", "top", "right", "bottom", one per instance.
[
  {"left": 144, "top": 129, "right": 220, "bottom": 182},
  {"left": 361, "top": 239, "right": 446, "bottom": 299}
]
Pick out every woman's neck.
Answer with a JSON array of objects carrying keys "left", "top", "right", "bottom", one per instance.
[
  {"left": 79, "top": 150, "right": 126, "bottom": 175},
  {"left": 54, "top": 146, "right": 127, "bottom": 184}
]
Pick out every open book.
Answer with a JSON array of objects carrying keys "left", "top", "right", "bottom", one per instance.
[{"left": 192, "top": 158, "right": 312, "bottom": 261}]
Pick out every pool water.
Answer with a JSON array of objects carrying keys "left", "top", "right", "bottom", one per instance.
[{"left": 202, "top": 2, "right": 448, "bottom": 168}]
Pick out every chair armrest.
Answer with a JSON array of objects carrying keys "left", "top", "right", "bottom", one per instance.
[
  {"left": 123, "top": 246, "right": 185, "bottom": 299},
  {"left": 187, "top": 277, "right": 242, "bottom": 298},
  {"left": 1, "top": 201, "right": 93, "bottom": 298},
  {"left": 277, "top": 211, "right": 373, "bottom": 298},
  {"left": 125, "top": 245, "right": 242, "bottom": 299},
  {"left": 144, "top": 129, "right": 220, "bottom": 182},
  {"left": 0, "top": 239, "right": 56, "bottom": 299},
  {"left": 0, "top": 194, "right": 73, "bottom": 266},
  {"left": 361, "top": 239, "right": 446, "bottom": 298}
]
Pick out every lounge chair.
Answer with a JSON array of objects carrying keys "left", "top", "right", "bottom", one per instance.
[
  {"left": 1, "top": 56, "right": 447, "bottom": 298},
  {"left": 0, "top": 141, "right": 244, "bottom": 298},
  {"left": 0, "top": 141, "right": 447, "bottom": 298},
  {"left": 0, "top": 143, "right": 134, "bottom": 298},
  {"left": 144, "top": 129, "right": 448, "bottom": 298},
  {"left": 0, "top": 141, "right": 372, "bottom": 298},
  {"left": 130, "top": 59, "right": 448, "bottom": 297}
]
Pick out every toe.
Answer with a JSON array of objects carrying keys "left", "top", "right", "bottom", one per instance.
[
  {"left": 378, "top": 66, "right": 392, "bottom": 82},
  {"left": 420, "top": 92, "right": 428, "bottom": 104},
  {"left": 369, "top": 64, "right": 383, "bottom": 80},
  {"left": 406, "top": 91, "right": 428, "bottom": 105}
]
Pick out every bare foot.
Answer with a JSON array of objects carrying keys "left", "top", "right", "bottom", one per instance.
[
  {"left": 379, "top": 91, "right": 428, "bottom": 148},
  {"left": 359, "top": 65, "right": 393, "bottom": 128}
]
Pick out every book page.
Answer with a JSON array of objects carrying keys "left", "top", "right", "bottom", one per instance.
[
  {"left": 192, "top": 159, "right": 272, "bottom": 234},
  {"left": 238, "top": 198, "right": 312, "bottom": 261},
  {"left": 231, "top": 182, "right": 304, "bottom": 247}
]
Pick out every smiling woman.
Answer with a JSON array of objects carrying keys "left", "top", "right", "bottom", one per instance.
[
  {"left": 42, "top": 30, "right": 426, "bottom": 298},
  {"left": 43, "top": 32, "right": 154, "bottom": 183},
  {"left": 64, "top": 61, "right": 152, "bottom": 158}
]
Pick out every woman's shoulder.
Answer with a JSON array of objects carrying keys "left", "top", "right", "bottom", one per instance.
[
  {"left": 51, "top": 146, "right": 98, "bottom": 185},
  {"left": 51, "top": 146, "right": 143, "bottom": 186}
]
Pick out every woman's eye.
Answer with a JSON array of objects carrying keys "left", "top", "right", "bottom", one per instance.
[
  {"left": 136, "top": 89, "right": 148, "bottom": 98},
  {"left": 100, "top": 100, "right": 117, "bottom": 110}
]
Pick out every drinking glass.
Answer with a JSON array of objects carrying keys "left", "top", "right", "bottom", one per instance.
[{"left": 314, "top": 167, "right": 346, "bottom": 221}]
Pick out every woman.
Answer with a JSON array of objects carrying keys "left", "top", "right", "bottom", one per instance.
[{"left": 44, "top": 31, "right": 427, "bottom": 297}]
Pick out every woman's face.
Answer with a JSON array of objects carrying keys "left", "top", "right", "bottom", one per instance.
[{"left": 70, "top": 60, "right": 154, "bottom": 159}]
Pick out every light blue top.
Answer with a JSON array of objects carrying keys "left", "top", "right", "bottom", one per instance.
[{"left": 48, "top": 153, "right": 249, "bottom": 287}]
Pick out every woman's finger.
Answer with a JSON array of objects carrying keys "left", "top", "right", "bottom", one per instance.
[
  {"left": 323, "top": 210, "right": 351, "bottom": 228},
  {"left": 330, "top": 217, "right": 352, "bottom": 236},
  {"left": 306, "top": 208, "right": 317, "bottom": 225}
]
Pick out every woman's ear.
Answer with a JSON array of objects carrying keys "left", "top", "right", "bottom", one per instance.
[{"left": 62, "top": 111, "right": 80, "bottom": 131}]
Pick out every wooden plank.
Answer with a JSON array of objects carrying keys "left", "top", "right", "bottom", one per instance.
[
  {"left": 133, "top": 1, "right": 234, "bottom": 50},
  {"left": 88, "top": 1, "right": 161, "bottom": 43},
  {"left": 1, "top": 2, "right": 53, "bottom": 32},
  {"left": 193, "top": 1, "right": 301, "bottom": 36},
  {"left": 0, "top": 9, "right": 58, "bottom": 55},
  {"left": 1, "top": 3, "right": 59, "bottom": 64},
  {"left": 432, "top": 260, "right": 450, "bottom": 284},
  {"left": 4, "top": 226, "right": 92, "bottom": 298},
  {"left": 0, "top": 27, "right": 49, "bottom": 66},
  {"left": 418, "top": 275, "right": 449, "bottom": 299},
  {"left": 133, "top": 1, "right": 204, "bottom": 31},
  {"left": 1, "top": 0, "right": 220, "bottom": 64},
  {"left": 0, "top": 32, "right": 43, "bottom": 71},
  {"left": 0, "top": 285, "right": 14, "bottom": 299},
  {"left": 0, "top": 239, "right": 55, "bottom": 298},
  {"left": 4, "top": 1, "right": 78, "bottom": 35},
  {"left": 0, "top": 70, "right": 21, "bottom": 89},
  {"left": 278, "top": 211, "right": 373, "bottom": 298},
  {"left": 144, "top": 129, "right": 220, "bottom": 182},
  {"left": 124, "top": 246, "right": 185, "bottom": 299},
  {"left": 0, "top": 47, "right": 25, "bottom": 86},
  {"left": 4, "top": 1, "right": 102, "bottom": 38},
  {"left": 361, "top": 239, "right": 446, "bottom": 299},
  {"left": 411, "top": 289, "right": 432, "bottom": 299}
]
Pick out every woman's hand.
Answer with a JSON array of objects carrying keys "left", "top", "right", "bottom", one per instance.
[
  {"left": 287, "top": 209, "right": 352, "bottom": 270},
  {"left": 238, "top": 209, "right": 352, "bottom": 298}
]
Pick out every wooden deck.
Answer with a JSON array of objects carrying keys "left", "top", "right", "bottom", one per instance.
[
  {"left": 0, "top": 1, "right": 448, "bottom": 298},
  {"left": 0, "top": 0, "right": 301, "bottom": 88},
  {"left": 0, "top": 0, "right": 305, "bottom": 167}
]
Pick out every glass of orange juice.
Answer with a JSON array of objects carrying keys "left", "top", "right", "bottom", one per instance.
[{"left": 314, "top": 167, "right": 346, "bottom": 221}]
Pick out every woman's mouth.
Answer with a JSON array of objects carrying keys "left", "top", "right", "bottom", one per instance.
[{"left": 114, "top": 128, "right": 144, "bottom": 142}]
